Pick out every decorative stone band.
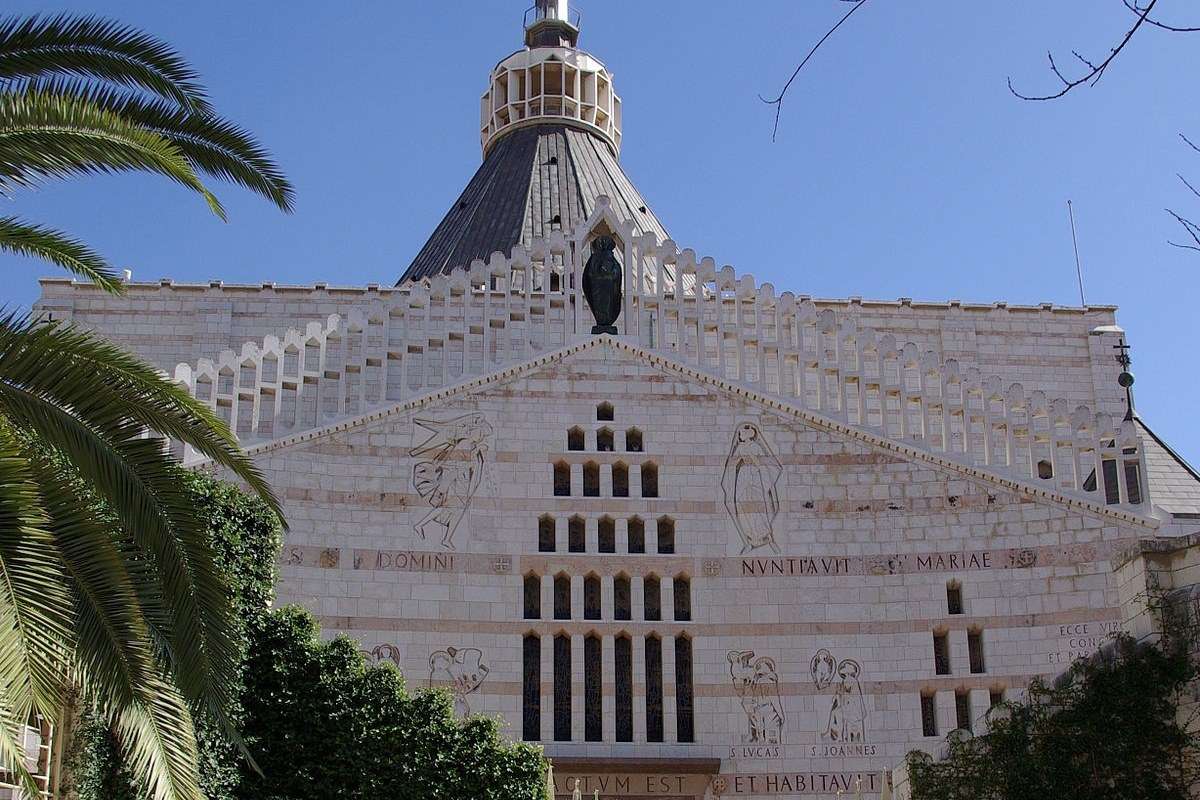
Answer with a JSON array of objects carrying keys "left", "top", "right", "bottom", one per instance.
[
  {"left": 277, "top": 539, "right": 1137, "bottom": 577},
  {"left": 173, "top": 199, "right": 1148, "bottom": 514}
]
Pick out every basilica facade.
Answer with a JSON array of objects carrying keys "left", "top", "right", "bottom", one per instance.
[{"left": 33, "top": 3, "right": 1200, "bottom": 798}]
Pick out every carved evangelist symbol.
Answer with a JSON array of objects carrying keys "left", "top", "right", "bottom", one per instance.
[
  {"left": 721, "top": 422, "right": 783, "bottom": 554},
  {"left": 811, "top": 649, "right": 867, "bottom": 742},
  {"left": 429, "top": 646, "right": 490, "bottom": 716},
  {"left": 727, "top": 650, "right": 786, "bottom": 744},
  {"left": 361, "top": 643, "right": 402, "bottom": 667},
  {"left": 409, "top": 413, "right": 493, "bottom": 551}
]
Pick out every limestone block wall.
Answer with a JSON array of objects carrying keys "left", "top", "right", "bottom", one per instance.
[{"left": 207, "top": 342, "right": 1150, "bottom": 799}]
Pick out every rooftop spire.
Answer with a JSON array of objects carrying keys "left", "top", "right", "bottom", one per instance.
[{"left": 525, "top": 0, "right": 579, "bottom": 48}]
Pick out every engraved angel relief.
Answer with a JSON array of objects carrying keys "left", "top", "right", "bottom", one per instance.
[
  {"left": 727, "top": 650, "right": 786, "bottom": 744},
  {"left": 811, "top": 649, "right": 867, "bottom": 742},
  {"left": 429, "top": 646, "right": 490, "bottom": 716},
  {"left": 409, "top": 413, "right": 493, "bottom": 550},
  {"left": 721, "top": 423, "right": 784, "bottom": 554},
  {"left": 361, "top": 643, "right": 402, "bottom": 668}
]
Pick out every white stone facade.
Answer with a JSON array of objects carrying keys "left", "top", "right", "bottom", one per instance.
[{"left": 32, "top": 227, "right": 1176, "bottom": 796}]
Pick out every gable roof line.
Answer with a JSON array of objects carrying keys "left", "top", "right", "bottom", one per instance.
[{"left": 201, "top": 335, "right": 1157, "bottom": 530}]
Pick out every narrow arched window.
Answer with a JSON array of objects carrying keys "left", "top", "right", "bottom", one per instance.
[
  {"left": 553, "top": 635, "right": 571, "bottom": 741},
  {"left": 612, "top": 462, "right": 629, "bottom": 497},
  {"left": 597, "top": 402, "right": 614, "bottom": 421},
  {"left": 598, "top": 517, "right": 615, "bottom": 553},
  {"left": 673, "top": 575, "right": 691, "bottom": 621},
  {"left": 553, "top": 461, "right": 571, "bottom": 496},
  {"left": 657, "top": 517, "right": 675, "bottom": 554},
  {"left": 568, "top": 516, "right": 585, "bottom": 553},
  {"left": 644, "top": 575, "right": 661, "bottom": 621},
  {"left": 625, "top": 428, "right": 643, "bottom": 452},
  {"left": 675, "top": 635, "right": 695, "bottom": 743},
  {"left": 641, "top": 462, "right": 659, "bottom": 498},
  {"left": 947, "top": 581, "right": 963, "bottom": 615},
  {"left": 585, "top": 635, "right": 602, "bottom": 742},
  {"left": 522, "top": 634, "right": 541, "bottom": 741},
  {"left": 524, "top": 574, "right": 541, "bottom": 620},
  {"left": 538, "top": 516, "right": 556, "bottom": 552},
  {"left": 583, "top": 462, "right": 600, "bottom": 497},
  {"left": 615, "top": 634, "right": 633, "bottom": 742},
  {"left": 597, "top": 427, "right": 614, "bottom": 452},
  {"left": 554, "top": 574, "right": 571, "bottom": 620},
  {"left": 1037, "top": 459, "right": 1053, "bottom": 480},
  {"left": 645, "top": 635, "right": 663, "bottom": 742},
  {"left": 614, "top": 574, "right": 631, "bottom": 621},
  {"left": 567, "top": 427, "right": 585, "bottom": 451},
  {"left": 627, "top": 517, "right": 645, "bottom": 553},
  {"left": 584, "top": 574, "right": 601, "bottom": 620}
]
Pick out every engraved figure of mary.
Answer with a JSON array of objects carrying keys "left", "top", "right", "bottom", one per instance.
[{"left": 721, "top": 422, "right": 783, "bottom": 553}]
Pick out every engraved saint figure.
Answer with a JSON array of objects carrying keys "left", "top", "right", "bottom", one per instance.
[
  {"left": 429, "top": 646, "right": 490, "bottom": 716},
  {"left": 727, "top": 650, "right": 786, "bottom": 744},
  {"left": 409, "top": 413, "right": 492, "bottom": 550},
  {"left": 721, "top": 423, "right": 783, "bottom": 553},
  {"left": 811, "top": 649, "right": 867, "bottom": 742}
]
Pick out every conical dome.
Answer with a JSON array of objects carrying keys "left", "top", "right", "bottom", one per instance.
[{"left": 398, "top": 2, "right": 667, "bottom": 284}]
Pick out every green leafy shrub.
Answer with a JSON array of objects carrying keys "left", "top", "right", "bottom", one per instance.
[
  {"left": 908, "top": 634, "right": 1199, "bottom": 800},
  {"left": 238, "top": 606, "right": 547, "bottom": 800}
]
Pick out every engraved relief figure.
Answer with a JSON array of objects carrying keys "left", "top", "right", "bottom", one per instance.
[
  {"left": 362, "top": 643, "right": 402, "bottom": 667},
  {"left": 811, "top": 648, "right": 867, "bottom": 742},
  {"left": 409, "top": 413, "right": 493, "bottom": 550},
  {"left": 727, "top": 650, "right": 786, "bottom": 744},
  {"left": 721, "top": 423, "right": 784, "bottom": 554},
  {"left": 429, "top": 646, "right": 490, "bottom": 715}
]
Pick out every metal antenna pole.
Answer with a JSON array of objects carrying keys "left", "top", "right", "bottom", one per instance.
[{"left": 1067, "top": 200, "right": 1086, "bottom": 307}]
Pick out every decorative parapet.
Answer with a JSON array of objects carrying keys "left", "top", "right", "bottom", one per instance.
[{"left": 170, "top": 198, "right": 1149, "bottom": 514}]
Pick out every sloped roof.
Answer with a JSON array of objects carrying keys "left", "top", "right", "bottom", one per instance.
[
  {"left": 399, "top": 124, "right": 668, "bottom": 284},
  {"left": 1136, "top": 417, "right": 1200, "bottom": 515}
]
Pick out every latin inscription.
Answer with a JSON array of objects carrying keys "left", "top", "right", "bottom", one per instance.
[
  {"left": 360, "top": 550, "right": 457, "bottom": 573},
  {"left": 741, "top": 557, "right": 853, "bottom": 577},
  {"left": 1046, "top": 620, "right": 1121, "bottom": 665},
  {"left": 729, "top": 772, "right": 880, "bottom": 795}
]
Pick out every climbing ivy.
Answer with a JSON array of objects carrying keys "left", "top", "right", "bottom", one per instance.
[{"left": 908, "top": 633, "right": 1200, "bottom": 800}]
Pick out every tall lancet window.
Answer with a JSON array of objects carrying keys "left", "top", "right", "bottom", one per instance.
[
  {"left": 554, "top": 574, "right": 571, "bottom": 620},
  {"left": 585, "top": 635, "right": 602, "bottom": 742},
  {"left": 645, "top": 634, "right": 664, "bottom": 742},
  {"left": 615, "top": 634, "right": 633, "bottom": 742},
  {"left": 614, "top": 574, "right": 631, "bottom": 621},
  {"left": 553, "top": 634, "right": 571, "bottom": 741},
  {"left": 523, "top": 574, "right": 541, "bottom": 620},
  {"left": 584, "top": 574, "right": 601, "bottom": 620},
  {"left": 644, "top": 575, "right": 661, "bottom": 621},
  {"left": 522, "top": 634, "right": 541, "bottom": 741},
  {"left": 675, "top": 635, "right": 695, "bottom": 743}
]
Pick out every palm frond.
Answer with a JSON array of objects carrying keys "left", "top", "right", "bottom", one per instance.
[
  {"left": 16, "top": 78, "right": 293, "bottom": 212},
  {"left": 0, "top": 14, "right": 209, "bottom": 113},
  {"left": 29, "top": 452, "right": 203, "bottom": 800},
  {"left": 0, "top": 427, "right": 72, "bottom": 797},
  {"left": 0, "top": 215, "right": 121, "bottom": 292},
  {"left": 0, "top": 382, "right": 240, "bottom": 721},
  {"left": 0, "top": 314, "right": 282, "bottom": 519},
  {"left": 0, "top": 87, "right": 225, "bottom": 219}
]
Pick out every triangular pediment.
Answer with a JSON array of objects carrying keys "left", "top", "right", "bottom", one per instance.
[{"left": 216, "top": 335, "right": 1156, "bottom": 530}]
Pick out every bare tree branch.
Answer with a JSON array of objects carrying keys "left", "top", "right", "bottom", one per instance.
[
  {"left": 1166, "top": 208, "right": 1200, "bottom": 251},
  {"left": 1181, "top": 133, "right": 1200, "bottom": 155},
  {"left": 1178, "top": 173, "right": 1200, "bottom": 202},
  {"left": 760, "top": 0, "right": 869, "bottom": 141},
  {"left": 1123, "top": 0, "right": 1200, "bottom": 32},
  {"left": 1009, "top": 0, "right": 1161, "bottom": 100}
]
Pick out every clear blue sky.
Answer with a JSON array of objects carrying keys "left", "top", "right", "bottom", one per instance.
[{"left": 5, "top": 1, "right": 1200, "bottom": 463}]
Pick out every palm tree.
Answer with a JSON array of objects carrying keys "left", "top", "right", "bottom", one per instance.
[{"left": 0, "top": 14, "right": 293, "bottom": 800}]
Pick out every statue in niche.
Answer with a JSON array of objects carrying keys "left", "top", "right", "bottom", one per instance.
[
  {"left": 429, "top": 646, "right": 490, "bottom": 715},
  {"left": 721, "top": 422, "right": 783, "bottom": 553},
  {"left": 582, "top": 234, "right": 622, "bottom": 334},
  {"left": 727, "top": 650, "right": 786, "bottom": 744},
  {"left": 811, "top": 649, "right": 867, "bottom": 742},
  {"left": 409, "top": 413, "right": 493, "bottom": 550}
]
